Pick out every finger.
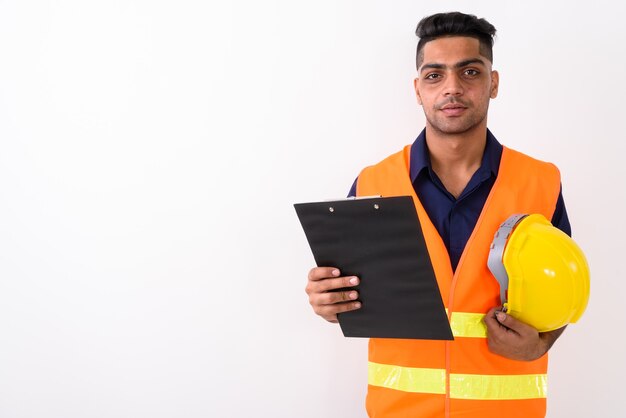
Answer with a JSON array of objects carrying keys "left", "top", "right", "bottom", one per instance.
[
  {"left": 483, "top": 307, "right": 506, "bottom": 336},
  {"left": 483, "top": 307, "right": 505, "bottom": 328},
  {"left": 484, "top": 307, "right": 520, "bottom": 347},
  {"left": 314, "top": 289, "right": 359, "bottom": 305},
  {"left": 319, "top": 276, "right": 359, "bottom": 292},
  {"left": 484, "top": 306, "right": 499, "bottom": 320},
  {"left": 308, "top": 267, "right": 341, "bottom": 282},
  {"left": 306, "top": 275, "right": 360, "bottom": 295},
  {"left": 494, "top": 310, "right": 537, "bottom": 337},
  {"left": 317, "top": 300, "right": 362, "bottom": 320}
]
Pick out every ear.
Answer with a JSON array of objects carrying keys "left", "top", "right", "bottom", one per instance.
[
  {"left": 413, "top": 78, "right": 422, "bottom": 105},
  {"left": 490, "top": 70, "right": 499, "bottom": 99}
]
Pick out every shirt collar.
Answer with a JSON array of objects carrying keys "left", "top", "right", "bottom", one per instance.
[{"left": 409, "top": 128, "right": 503, "bottom": 183}]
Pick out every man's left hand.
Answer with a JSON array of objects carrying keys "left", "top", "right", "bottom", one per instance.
[{"left": 483, "top": 307, "right": 566, "bottom": 361}]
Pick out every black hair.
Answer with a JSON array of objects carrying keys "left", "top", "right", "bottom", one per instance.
[{"left": 415, "top": 12, "right": 496, "bottom": 69}]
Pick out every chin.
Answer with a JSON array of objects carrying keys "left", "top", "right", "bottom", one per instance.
[
  {"left": 428, "top": 116, "right": 485, "bottom": 135},
  {"left": 432, "top": 124, "right": 477, "bottom": 135}
]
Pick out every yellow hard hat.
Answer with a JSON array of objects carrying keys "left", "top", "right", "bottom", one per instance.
[{"left": 487, "top": 214, "right": 590, "bottom": 332}]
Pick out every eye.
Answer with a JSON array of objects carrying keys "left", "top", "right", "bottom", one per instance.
[
  {"left": 425, "top": 73, "right": 441, "bottom": 81},
  {"left": 463, "top": 69, "right": 479, "bottom": 77}
]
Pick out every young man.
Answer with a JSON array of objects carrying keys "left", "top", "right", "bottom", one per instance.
[{"left": 305, "top": 12, "right": 570, "bottom": 418}]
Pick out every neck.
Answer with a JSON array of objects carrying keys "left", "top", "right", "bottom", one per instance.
[
  {"left": 425, "top": 124, "right": 487, "bottom": 173},
  {"left": 424, "top": 123, "right": 488, "bottom": 198}
]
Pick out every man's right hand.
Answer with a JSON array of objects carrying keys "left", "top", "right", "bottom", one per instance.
[{"left": 305, "top": 267, "right": 362, "bottom": 323}]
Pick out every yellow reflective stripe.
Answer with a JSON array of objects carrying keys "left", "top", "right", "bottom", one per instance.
[
  {"left": 450, "top": 312, "right": 488, "bottom": 338},
  {"left": 368, "top": 362, "right": 547, "bottom": 400},
  {"left": 450, "top": 373, "right": 547, "bottom": 400},
  {"left": 367, "top": 362, "right": 445, "bottom": 394}
]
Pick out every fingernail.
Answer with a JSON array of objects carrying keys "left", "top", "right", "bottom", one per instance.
[
  {"left": 332, "top": 269, "right": 340, "bottom": 276},
  {"left": 349, "top": 277, "right": 359, "bottom": 285},
  {"left": 354, "top": 302, "right": 361, "bottom": 308},
  {"left": 349, "top": 291, "right": 357, "bottom": 300},
  {"left": 495, "top": 311, "right": 506, "bottom": 322}
]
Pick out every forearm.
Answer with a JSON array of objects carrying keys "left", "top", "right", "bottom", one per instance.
[{"left": 539, "top": 325, "right": 567, "bottom": 353}]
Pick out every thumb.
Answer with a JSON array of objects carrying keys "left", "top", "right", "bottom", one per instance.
[
  {"left": 494, "top": 310, "right": 507, "bottom": 323},
  {"left": 495, "top": 310, "right": 535, "bottom": 335}
]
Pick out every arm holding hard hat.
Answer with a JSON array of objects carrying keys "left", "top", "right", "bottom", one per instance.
[
  {"left": 484, "top": 308, "right": 566, "bottom": 361},
  {"left": 484, "top": 213, "right": 590, "bottom": 361}
]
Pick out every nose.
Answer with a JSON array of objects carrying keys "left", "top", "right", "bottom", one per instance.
[{"left": 443, "top": 73, "right": 464, "bottom": 97}]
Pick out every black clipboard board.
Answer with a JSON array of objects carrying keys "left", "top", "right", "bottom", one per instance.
[{"left": 295, "top": 196, "right": 453, "bottom": 340}]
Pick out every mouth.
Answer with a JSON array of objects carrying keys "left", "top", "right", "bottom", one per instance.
[{"left": 439, "top": 103, "right": 467, "bottom": 116}]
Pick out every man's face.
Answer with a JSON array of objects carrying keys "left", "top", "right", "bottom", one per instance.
[{"left": 414, "top": 36, "right": 499, "bottom": 136}]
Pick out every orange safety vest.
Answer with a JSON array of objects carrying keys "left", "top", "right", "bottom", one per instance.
[{"left": 356, "top": 144, "right": 561, "bottom": 418}]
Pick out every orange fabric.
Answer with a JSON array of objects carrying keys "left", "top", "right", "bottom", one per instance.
[
  {"left": 357, "top": 145, "right": 561, "bottom": 418},
  {"left": 449, "top": 398, "right": 547, "bottom": 418},
  {"left": 450, "top": 337, "right": 547, "bottom": 375},
  {"left": 366, "top": 386, "right": 445, "bottom": 418},
  {"left": 368, "top": 338, "right": 446, "bottom": 369}
]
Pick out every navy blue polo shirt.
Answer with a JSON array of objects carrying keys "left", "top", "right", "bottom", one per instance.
[{"left": 349, "top": 129, "right": 571, "bottom": 271}]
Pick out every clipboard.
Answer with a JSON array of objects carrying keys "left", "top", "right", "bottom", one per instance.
[{"left": 294, "top": 196, "right": 453, "bottom": 340}]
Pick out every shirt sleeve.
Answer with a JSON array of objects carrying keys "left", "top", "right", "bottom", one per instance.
[
  {"left": 551, "top": 184, "right": 572, "bottom": 237},
  {"left": 347, "top": 177, "right": 358, "bottom": 198}
]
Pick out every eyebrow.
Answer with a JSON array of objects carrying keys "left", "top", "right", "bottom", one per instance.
[{"left": 420, "top": 58, "right": 487, "bottom": 73}]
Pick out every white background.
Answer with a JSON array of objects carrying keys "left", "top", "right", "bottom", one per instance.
[{"left": 0, "top": 1, "right": 624, "bottom": 417}]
